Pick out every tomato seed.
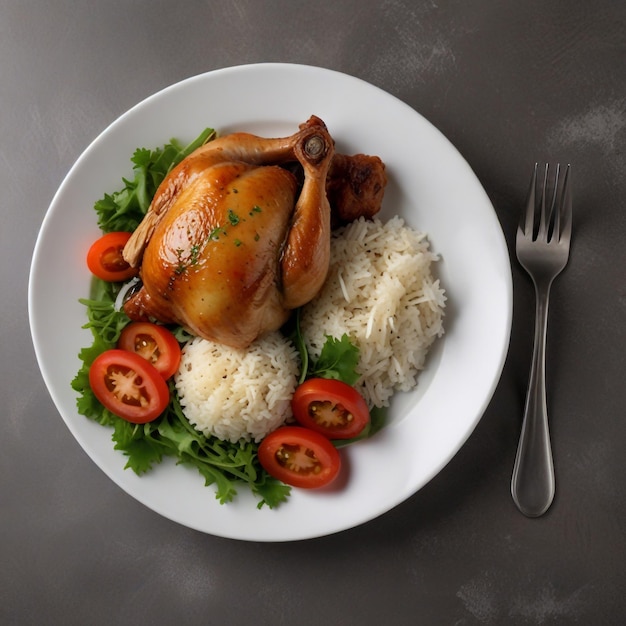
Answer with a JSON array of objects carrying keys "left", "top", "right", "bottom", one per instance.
[{"left": 309, "top": 400, "right": 351, "bottom": 428}]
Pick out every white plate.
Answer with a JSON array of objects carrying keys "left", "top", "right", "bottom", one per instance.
[{"left": 29, "top": 64, "right": 512, "bottom": 541}]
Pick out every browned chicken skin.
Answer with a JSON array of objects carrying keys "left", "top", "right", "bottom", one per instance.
[
  {"left": 123, "top": 117, "right": 336, "bottom": 348},
  {"left": 326, "top": 152, "right": 387, "bottom": 227}
]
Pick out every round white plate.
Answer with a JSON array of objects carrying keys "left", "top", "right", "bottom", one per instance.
[{"left": 29, "top": 63, "right": 512, "bottom": 541}]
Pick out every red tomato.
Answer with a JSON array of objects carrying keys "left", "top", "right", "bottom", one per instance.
[
  {"left": 291, "top": 378, "right": 370, "bottom": 440},
  {"left": 118, "top": 322, "right": 181, "bottom": 380},
  {"left": 258, "top": 426, "right": 341, "bottom": 489},
  {"left": 89, "top": 349, "right": 170, "bottom": 423},
  {"left": 86, "top": 231, "right": 138, "bottom": 282}
]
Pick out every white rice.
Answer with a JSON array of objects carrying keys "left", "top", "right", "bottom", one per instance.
[
  {"left": 174, "top": 332, "right": 299, "bottom": 443},
  {"left": 175, "top": 214, "right": 446, "bottom": 442},
  {"left": 300, "top": 215, "right": 446, "bottom": 408}
]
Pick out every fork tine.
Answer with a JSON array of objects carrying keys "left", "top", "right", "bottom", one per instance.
[
  {"left": 521, "top": 163, "right": 538, "bottom": 236},
  {"left": 558, "top": 164, "right": 572, "bottom": 244},
  {"left": 548, "top": 163, "right": 561, "bottom": 241},
  {"left": 537, "top": 163, "right": 550, "bottom": 240}
]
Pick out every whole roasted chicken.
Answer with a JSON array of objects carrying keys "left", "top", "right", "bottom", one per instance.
[{"left": 123, "top": 117, "right": 385, "bottom": 348}]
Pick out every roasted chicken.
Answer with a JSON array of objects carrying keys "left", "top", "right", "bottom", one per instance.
[{"left": 123, "top": 117, "right": 385, "bottom": 348}]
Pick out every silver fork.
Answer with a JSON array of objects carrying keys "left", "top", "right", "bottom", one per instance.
[{"left": 511, "top": 163, "right": 572, "bottom": 517}]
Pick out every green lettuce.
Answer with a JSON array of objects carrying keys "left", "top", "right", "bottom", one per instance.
[
  {"left": 72, "top": 274, "right": 291, "bottom": 509},
  {"left": 95, "top": 128, "right": 215, "bottom": 233}
]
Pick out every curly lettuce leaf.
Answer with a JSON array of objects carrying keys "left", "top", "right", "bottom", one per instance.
[
  {"left": 72, "top": 278, "right": 289, "bottom": 508},
  {"left": 109, "top": 388, "right": 291, "bottom": 507},
  {"left": 95, "top": 128, "right": 215, "bottom": 233}
]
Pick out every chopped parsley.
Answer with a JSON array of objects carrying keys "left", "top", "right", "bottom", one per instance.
[
  {"left": 227, "top": 209, "right": 240, "bottom": 226},
  {"left": 189, "top": 244, "right": 201, "bottom": 266},
  {"left": 209, "top": 225, "right": 226, "bottom": 241}
]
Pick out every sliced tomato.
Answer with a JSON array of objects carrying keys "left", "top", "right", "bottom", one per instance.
[
  {"left": 89, "top": 349, "right": 170, "bottom": 423},
  {"left": 87, "top": 231, "right": 138, "bottom": 282},
  {"left": 118, "top": 322, "right": 181, "bottom": 380},
  {"left": 258, "top": 426, "right": 341, "bottom": 489},
  {"left": 291, "top": 378, "right": 370, "bottom": 440}
]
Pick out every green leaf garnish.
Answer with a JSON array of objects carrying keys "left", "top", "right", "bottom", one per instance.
[
  {"left": 94, "top": 128, "right": 215, "bottom": 234},
  {"left": 311, "top": 334, "right": 361, "bottom": 385}
]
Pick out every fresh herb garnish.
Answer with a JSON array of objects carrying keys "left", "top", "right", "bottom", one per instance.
[
  {"left": 95, "top": 128, "right": 215, "bottom": 234},
  {"left": 310, "top": 335, "right": 361, "bottom": 385},
  {"left": 209, "top": 225, "right": 226, "bottom": 241},
  {"left": 292, "top": 309, "right": 361, "bottom": 386},
  {"left": 189, "top": 244, "right": 201, "bottom": 266},
  {"left": 227, "top": 209, "right": 240, "bottom": 226},
  {"left": 111, "top": 383, "right": 290, "bottom": 508}
]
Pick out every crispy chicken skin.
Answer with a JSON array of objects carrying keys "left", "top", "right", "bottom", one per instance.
[{"left": 123, "top": 117, "right": 335, "bottom": 348}]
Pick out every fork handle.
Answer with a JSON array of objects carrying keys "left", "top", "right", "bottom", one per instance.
[{"left": 511, "top": 280, "right": 556, "bottom": 517}]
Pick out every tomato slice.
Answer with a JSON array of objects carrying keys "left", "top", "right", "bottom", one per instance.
[
  {"left": 89, "top": 349, "right": 170, "bottom": 423},
  {"left": 258, "top": 426, "right": 341, "bottom": 489},
  {"left": 118, "top": 322, "right": 181, "bottom": 380},
  {"left": 87, "top": 231, "right": 138, "bottom": 282},
  {"left": 291, "top": 378, "right": 370, "bottom": 440}
]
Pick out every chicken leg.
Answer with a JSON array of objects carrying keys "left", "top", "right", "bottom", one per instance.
[{"left": 122, "top": 118, "right": 334, "bottom": 348}]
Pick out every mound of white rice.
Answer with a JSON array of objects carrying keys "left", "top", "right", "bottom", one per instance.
[
  {"left": 300, "top": 215, "right": 446, "bottom": 408},
  {"left": 174, "top": 332, "right": 299, "bottom": 443}
]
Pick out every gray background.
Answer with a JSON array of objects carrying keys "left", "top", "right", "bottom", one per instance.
[{"left": 3, "top": 1, "right": 625, "bottom": 624}]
